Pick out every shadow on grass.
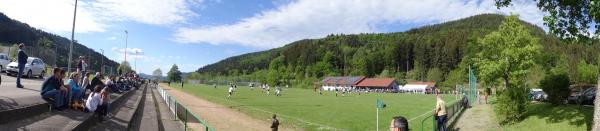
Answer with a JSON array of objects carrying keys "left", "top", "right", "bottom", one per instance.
[{"left": 524, "top": 103, "right": 592, "bottom": 130}]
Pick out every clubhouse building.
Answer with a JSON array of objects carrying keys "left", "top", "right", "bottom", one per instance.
[{"left": 320, "top": 76, "right": 400, "bottom": 91}]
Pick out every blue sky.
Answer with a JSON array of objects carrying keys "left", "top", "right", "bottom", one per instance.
[{"left": 0, "top": 0, "right": 547, "bottom": 75}]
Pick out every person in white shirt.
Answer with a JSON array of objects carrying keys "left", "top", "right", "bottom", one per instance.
[
  {"left": 86, "top": 85, "right": 108, "bottom": 121},
  {"left": 228, "top": 86, "right": 234, "bottom": 98},
  {"left": 276, "top": 86, "right": 282, "bottom": 96}
]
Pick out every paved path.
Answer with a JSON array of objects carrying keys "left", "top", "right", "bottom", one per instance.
[
  {"left": 160, "top": 84, "right": 296, "bottom": 131},
  {"left": 0, "top": 74, "right": 45, "bottom": 110},
  {"left": 452, "top": 103, "right": 501, "bottom": 131}
]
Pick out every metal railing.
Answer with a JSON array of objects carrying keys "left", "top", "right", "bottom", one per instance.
[
  {"left": 155, "top": 84, "right": 215, "bottom": 131},
  {"left": 420, "top": 97, "right": 466, "bottom": 131}
]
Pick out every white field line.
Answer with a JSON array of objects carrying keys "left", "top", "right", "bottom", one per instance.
[{"left": 166, "top": 85, "right": 344, "bottom": 131}]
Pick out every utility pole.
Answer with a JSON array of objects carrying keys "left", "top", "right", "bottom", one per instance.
[
  {"left": 99, "top": 49, "right": 104, "bottom": 74},
  {"left": 67, "top": 0, "right": 78, "bottom": 74},
  {"left": 134, "top": 50, "right": 138, "bottom": 72},
  {"left": 54, "top": 42, "right": 58, "bottom": 67},
  {"left": 124, "top": 30, "right": 128, "bottom": 63}
]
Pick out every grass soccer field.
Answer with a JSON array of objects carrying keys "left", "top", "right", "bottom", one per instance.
[{"left": 172, "top": 84, "right": 460, "bottom": 131}]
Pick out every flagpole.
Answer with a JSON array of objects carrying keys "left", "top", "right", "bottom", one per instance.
[{"left": 376, "top": 107, "right": 379, "bottom": 131}]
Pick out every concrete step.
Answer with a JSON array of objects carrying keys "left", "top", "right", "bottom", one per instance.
[
  {"left": 137, "top": 84, "right": 159, "bottom": 131},
  {"left": 89, "top": 84, "right": 146, "bottom": 131},
  {"left": 0, "top": 87, "right": 136, "bottom": 131},
  {"left": 150, "top": 85, "right": 184, "bottom": 131},
  {"left": 0, "top": 78, "right": 47, "bottom": 124}
]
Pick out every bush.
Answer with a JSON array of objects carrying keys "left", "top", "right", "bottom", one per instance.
[
  {"left": 495, "top": 85, "right": 529, "bottom": 124},
  {"left": 539, "top": 73, "right": 571, "bottom": 105}
]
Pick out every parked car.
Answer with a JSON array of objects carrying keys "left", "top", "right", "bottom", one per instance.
[
  {"left": 567, "top": 91, "right": 582, "bottom": 104},
  {"left": 0, "top": 53, "right": 10, "bottom": 72},
  {"left": 529, "top": 88, "right": 547, "bottom": 101},
  {"left": 6, "top": 57, "right": 46, "bottom": 78},
  {"left": 581, "top": 87, "right": 597, "bottom": 105},
  {"left": 567, "top": 84, "right": 596, "bottom": 104}
]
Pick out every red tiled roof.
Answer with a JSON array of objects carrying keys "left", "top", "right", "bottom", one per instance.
[
  {"left": 355, "top": 78, "right": 397, "bottom": 87},
  {"left": 321, "top": 76, "right": 365, "bottom": 86}
]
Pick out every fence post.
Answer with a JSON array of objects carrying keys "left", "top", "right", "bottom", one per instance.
[
  {"left": 175, "top": 100, "right": 178, "bottom": 120},
  {"left": 184, "top": 109, "right": 188, "bottom": 131},
  {"left": 432, "top": 114, "right": 436, "bottom": 131}
]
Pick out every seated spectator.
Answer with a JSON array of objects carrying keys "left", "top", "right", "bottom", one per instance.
[
  {"left": 89, "top": 72, "right": 104, "bottom": 92},
  {"left": 41, "top": 68, "right": 67, "bottom": 111},
  {"left": 81, "top": 72, "right": 91, "bottom": 99},
  {"left": 67, "top": 72, "right": 84, "bottom": 108},
  {"left": 86, "top": 85, "right": 108, "bottom": 120},
  {"left": 105, "top": 76, "right": 122, "bottom": 93}
]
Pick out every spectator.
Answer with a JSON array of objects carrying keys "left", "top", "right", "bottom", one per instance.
[
  {"left": 81, "top": 72, "right": 91, "bottom": 99},
  {"left": 271, "top": 114, "right": 279, "bottom": 131},
  {"left": 434, "top": 94, "right": 447, "bottom": 131},
  {"left": 100, "top": 85, "right": 111, "bottom": 120},
  {"left": 389, "top": 116, "right": 408, "bottom": 131},
  {"left": 41, "top": 68, "right": 67, "bottom": 111},
  {"left": 77, "top": 56, "right": 87, "bottom": 84},
  {"left": 67, "top": 72, "right": 83, "bottom": 109},
  {"left": 89, "top": 72, "right": 104, "bottom": 92},
  {"left": 86, "top": 85, "right": 108, "bottom": 121},
  {"left": 16, "top": 43, "right": 28, "bottom": 88},
  {"left": 106, "top": 76, "right": 121, "bottom": 93}
]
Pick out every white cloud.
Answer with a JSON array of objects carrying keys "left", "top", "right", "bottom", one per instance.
[
  {"left": 0, "top": 0, "right": 202, "bottom": 33},
  {"left": 107, "top": 36, "right": 117, "bottom": 40},
  {"left": 173, "top": 0, "right": 546, "bottom": 48},
  {"left": 111, "top": 47, "right": 143, "bottom": 55},
  {"left": 90, "top": 0, "right": 202, "bottom": 25},
  {"left": 0, "top": 0, "right": 107, "bottom": 33}
]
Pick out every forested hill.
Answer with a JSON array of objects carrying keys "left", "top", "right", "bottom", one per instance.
[
  {"left": 196, "top": 14, "right": 600, "bottom": 87},
  {"left": 0, "top": 13, "right": 118, "bottom": 72}
]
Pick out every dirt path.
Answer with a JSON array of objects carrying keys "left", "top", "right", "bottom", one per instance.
[
  {"left": 160, "top": 84, "right": 295, "bottom": 131},
  {"left": 452, "top": 103, "right": 501, "bottom": 131}
]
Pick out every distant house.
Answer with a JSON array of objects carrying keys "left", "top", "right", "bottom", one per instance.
[
  {"left": 320, "top": 76, "right": 365, "bottom": 91},
  {"left": 400, "top": 82, "right": 436, "bottom": 94},
  {"left": 354, "top": 78, "right": 399, "bottom": 91}
]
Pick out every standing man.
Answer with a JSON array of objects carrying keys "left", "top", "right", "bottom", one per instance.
[
  {"left": 270, "top": 114, "right": 279, "bottom": 131},
  {"left": 16, "top": 43, "right": 28, "bottom": 88},
  {"left": 434, "top": 94, "right": 447, "bottom": 131},
  {"left": 77, "top": 56, "right": 87, "bottom": 83}
]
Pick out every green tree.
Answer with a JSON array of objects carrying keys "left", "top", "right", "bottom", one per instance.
[
  {"left": 473, "top": 15, "right": 541, "bottom": 123},
  {"left": 496, "top": 0, "right": 600, "bottom": 40},
  {"left": 37, "top": 37, "right": 53, "bottom": 48},
  {"left": 378, "top": 69, "right": 392, "bottom": 78},
  {"left": 167, "top": 64, "right": 182, "bottom": 82},
  {"left": 426, "top": 68, "right": 443, "bottom": 82},
  {"left": 117, "top": 61, "right": 132, "bottom": 75},
  {"left": 267, "top": 55, "right": 285, "bottom": 85},
  {"left": 443, "top": 68, "right": 466, "bottom": 87},
  {"left": 539, "top": 72, "right": 571, "bottom": 105},
  {"left": 152, "top": 68, "right": 162, "bottom": 80},
  {"left": 577, "top": 60, "right": 598, "bottom": 84}
]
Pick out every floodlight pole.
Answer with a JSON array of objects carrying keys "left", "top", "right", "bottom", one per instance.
[{"left": 67, "top": 0, "right": 78, "bottom": 75}]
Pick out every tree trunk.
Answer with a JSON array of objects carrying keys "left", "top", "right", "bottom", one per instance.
[{"left": 592, "top": 75, "right": 600, "bottom": 130}]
